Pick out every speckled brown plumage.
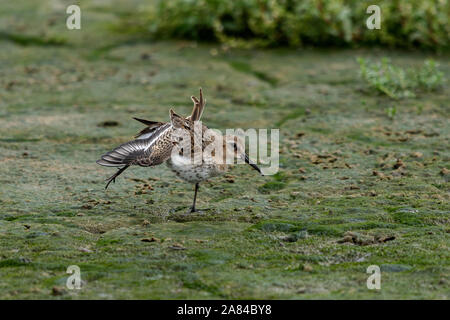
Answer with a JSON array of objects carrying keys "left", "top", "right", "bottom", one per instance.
[{"left": 97, "top": 88, "right": 262, "bottom": 212}]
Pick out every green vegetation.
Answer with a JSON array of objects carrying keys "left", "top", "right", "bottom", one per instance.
[
  {"left": 0, "top": 0, "right": 448, "bottom": 299},
  {"left": 358, "top": 57, "right": 445, "bottom": 99},
  {"left": 123, "top": 0, "right": 450, "bottom": 49}
]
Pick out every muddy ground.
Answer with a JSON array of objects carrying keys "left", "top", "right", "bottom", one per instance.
[{"left": 0, "top": 1, "right": 448, "bottom": 299}]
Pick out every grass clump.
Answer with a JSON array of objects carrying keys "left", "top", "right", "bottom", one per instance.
[
  {"left": 358, "top": 57, "right": 444, "bottom": 99},
  {"left": 258, "top": 172, "right": 288, "bottom": 193},
  {"left": 0, "top": 32, "right": 67, "bottom": 46}
]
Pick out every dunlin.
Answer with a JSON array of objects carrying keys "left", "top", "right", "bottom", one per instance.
[{"left": 97, "top": 89, "right": 263, "bottom": 212}]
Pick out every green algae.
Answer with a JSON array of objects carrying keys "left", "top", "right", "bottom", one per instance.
[{"left": 0, "top": 0, "right": 448, "bottom": 300}]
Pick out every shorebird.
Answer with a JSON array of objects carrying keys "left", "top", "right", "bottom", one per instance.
[{"left": 96, "top": 89, "right": 263, "bottom": 212}]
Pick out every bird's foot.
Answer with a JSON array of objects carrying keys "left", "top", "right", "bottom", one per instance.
[{"left": 188, "top": 207, "right": 214, "bottom": 214}]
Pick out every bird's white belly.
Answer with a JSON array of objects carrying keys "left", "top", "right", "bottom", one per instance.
[{"left": 166, "top": 154, "right": 222, "bottom": 183}]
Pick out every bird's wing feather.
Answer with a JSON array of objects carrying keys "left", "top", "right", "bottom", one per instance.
[
  {"left": 188, "top": 88, "right": 206, "bottom": 121},
  {"left": 97, "top": 123, "right": 172, "bottom": 167},
  {"left": 133, "top": 117, "right": 166, "bottom": 139}
]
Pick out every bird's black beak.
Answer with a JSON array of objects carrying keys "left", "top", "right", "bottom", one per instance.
[{"left": 244, "top": 153, "right": 263, "bottom": 176}]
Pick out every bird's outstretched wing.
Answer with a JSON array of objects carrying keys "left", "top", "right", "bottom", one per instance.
[
  {"left": 97, "top": 88, "right": 206, "bottom": 188},
  {"left": 133, "top": 117, "right": 166, "bottom": 139},
  {"left": 96, "top": 123, "right": 172, "bottom": 168}
]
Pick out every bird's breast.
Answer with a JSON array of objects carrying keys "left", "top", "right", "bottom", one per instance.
[{"left": 166, "top": 154, "right": 225, "bottom": 183}]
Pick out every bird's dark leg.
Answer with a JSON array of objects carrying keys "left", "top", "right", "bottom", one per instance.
[
  {"left": 105, "top": 165, "right": 130, "bottom": 190},
  {"left": 190, "top": 183, "right": 199, "bottom": 213}
]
